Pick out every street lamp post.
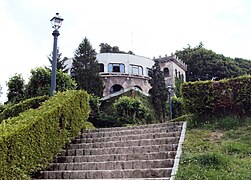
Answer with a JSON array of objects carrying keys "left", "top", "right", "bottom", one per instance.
[
  {"left": 167, "top": 86, "right": 172, "bottom": 120},
  {"left": 50, "top": 13, "right": 64, "bottom": 96}
]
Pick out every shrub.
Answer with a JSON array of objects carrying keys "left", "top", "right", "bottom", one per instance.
[
  {"left": 0, "top": 95, "right": 49, "bottom": 123},
  {"left": 167, "top": 97, "right": 185, "bottom": 119},
  {"left": 0, "top": 90, "right": 90, "bottom": 179},
  {"left": 182, "top": 75, "right": 251, "bottom": 121},
  {"left": 113, "top": 96, "right": 153, "bottom": 125}
]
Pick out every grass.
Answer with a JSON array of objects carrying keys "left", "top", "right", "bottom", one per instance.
[{"left": 175, "top": 117, "right": 251, "bottom": 180}]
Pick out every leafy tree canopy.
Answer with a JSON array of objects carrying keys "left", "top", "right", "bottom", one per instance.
[
  {"left": 176, "top": 43, "right": 251, "bottom": 82},
  {"left": 6, "top": 73, "right": 25, "bottom": 104},
  {"left": 25, "top": 67, "right": 76, "bottom": 98},
  {"left": 71, "top": 37, "right": 104, "bottom": 97},
  {"left": 99, "top": 43, "right": 134, "bottom": 55}
]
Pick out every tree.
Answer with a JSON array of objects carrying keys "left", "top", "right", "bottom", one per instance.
[
  {"left": 99, "top": 43, "right": 112, "bottom": 53},
  {"left": 6, "top": 73, "right": 25, "bottom": 104},
  {"left": 148, "top": 60, "right": 168, "bottom": 122},
  {"left": 25, "top": 67, "right": 76, "bottom": 98},
  {"left": 71, "top": 37, "right": 103, "bottom": 97},
  {"left": 99, "top": 43, "right": 134, "bottom": 54},
  {"left": 48, "top": 48, "right": 69, "bottom": 73},
  {"left": 175, "top": 43, "right": 251, "bottom": 82}
]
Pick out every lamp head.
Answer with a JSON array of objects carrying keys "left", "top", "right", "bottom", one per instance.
[{"left": 50, "top": 13, "right": 64, "bottom": 30}]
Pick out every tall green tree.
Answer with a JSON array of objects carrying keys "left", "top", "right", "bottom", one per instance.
[
  {"left": 175, "top": 43, "right": 251, "bottom": 82},
  {"left": 25, "top": 67, "right": 76, "bottom": 98},
  {"left": 71, "top": 37, "right": 103, "bottom": 97},
  {"left": 48, "top": 48, "right": 69, "bottom": 73},
  {"left": 6, "top": 73, "right": 25, "bottom": 104},
  {"left": 148, "top": 60, "right": 168, "bottom": 122}
]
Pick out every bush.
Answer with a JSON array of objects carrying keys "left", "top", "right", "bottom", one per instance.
[
  {"left": 167, "top": 97, "right": 185, "bottom": 119},
  {"left": 0, "top": 90, "right": 90, "bottom": 179},
  {"left": 182, "top": 75, "right": 251, "bottom": 121},
  {"left": 113, "top": 96, "right": 153, "bottom": 125},
  {"left": 0, "top": 96, "right": 49, "bottom": 123}
]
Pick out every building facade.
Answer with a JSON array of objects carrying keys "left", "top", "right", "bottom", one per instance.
[
  {"left": 66, "top": 53, "right": 187, "bottom": 97},
  {"left": 97, "top": 53, "right": 187, "bottom": 97}
]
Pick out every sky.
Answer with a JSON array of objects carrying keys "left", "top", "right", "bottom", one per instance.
[{"left": 0, "top": 0, "right": 251, "bottom": 103}]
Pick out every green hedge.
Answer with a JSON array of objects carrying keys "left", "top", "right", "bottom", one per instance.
[
  {"left": 0, "top": 95, "right": 49, "bottom": 123},
  {"left": 182, "top": 75, "right": 251, "bottom": 120},
  {"left": 0, "top": 90, "right": 90, "bottom": 179}
]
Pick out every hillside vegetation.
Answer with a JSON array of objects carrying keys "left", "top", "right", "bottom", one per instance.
[
  {"left": 176, "top": 116, "right": 251, "bottom": 179},
  {"left": 176, "top": 43, "right": 251, "bottom": 82}
]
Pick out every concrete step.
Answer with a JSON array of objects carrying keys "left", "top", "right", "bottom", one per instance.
[
  {"left": 67, "top": 137, "right": 179, "bottom": 150},
  {"left": 83, "top": 122, "right": 183, "bottom": 133},
  {"left": 60, "top": 144, "right": 178, "bottom": 156},
  {"left": 49, "top": 159, "right": 174, "bottom": 171},
  {"left": 73, "top": 131, "right": 181, "bottom": 144},
  {"left": 54, "top": 151, "right": 176, "bottom": 163},
  {"left": 37, "top": 168, "right": 172, "bottom": 179},
  {"left": 80, "top": 126, "right": 182, "bottom": 139}
]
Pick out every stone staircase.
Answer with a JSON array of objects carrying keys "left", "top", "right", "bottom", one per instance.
[{"left": 34, "top": 122, "right": 186, "bottom": 179}]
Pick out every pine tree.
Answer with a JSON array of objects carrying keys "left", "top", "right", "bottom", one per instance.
[
  {"left": 148, "top": 60, "right": 168, "bottom": 122},
  {"left": 48, "top": 48, "right": 69, "bottom": 73},
  {"left": 71, "top": 37, "right": 103, "bottom": 97}
]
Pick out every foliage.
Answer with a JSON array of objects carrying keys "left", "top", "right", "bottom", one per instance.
[
  {"left": 113, "top": 96, "right": 153, "bottom": 125},
  {"left": 175, "top": 43, "right": 251, "bottom": 82},
  {"left": 170, "top": 114, "right": 194, "bottom": 123},
  {"left": 149, "top": 60, "right": 168, "bottom": 122},
  {"left": 174, "top": 77, "right": 183, "bottom": 98},
  {"left": 0, "top": 90, "right": 91, "bottom": 179},
  {"left": 0, "top": 95, "right": 48, "bottom": 123},
  {"left": 25, "top": 67, "right": 76, "bottom": 98},
  {"left": 167, "top": 97, "right": 185, "bottom": 119},
  {"left": 47, "top": 48, "right": 69, "bottom": 73},
  {"left": 6, "top": 74, "right": 25, "bottom": 104},
  {"left": 90, "top": 89, "right": 154, "bottom": 128},
  {"left": 99, "top": 43, "right": 134, "bottom": 54},
  {"left": 182, "top": 75, "right": 251, "bottom": 123},
  {"left": 176, "top": 117, "right": 251, "bottom": 179},
  {"left": 71, "top": 37, "right": 103, "bottom": 97}
]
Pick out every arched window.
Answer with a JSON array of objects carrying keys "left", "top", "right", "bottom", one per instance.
[
  {"left": 110, "top": 84, "right": 124, "bottom": 94},
  {"left": 108, "top": 63, "right": 125, "bottom": 73},
  {"left": 134, "top": 86, "right": 142, "bottom": 91},
  {"left": 163, "top": 68, "right": 169, "bottom": 77},
  {"left": 181, "top": 74, "right": 184, "bottom": 82},
  {"left": 178, "top": 72, "right": 181, "bottom": 79},
  {"left": 99, "top": 63, "right": 104, "bottom": 72},
  {"left": 175, "top": 69, "right": 178, "bottom": 77}
]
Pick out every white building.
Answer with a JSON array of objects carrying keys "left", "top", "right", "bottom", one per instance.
[{"left": 67, "top": 53, "right": 187, "bottom": 97}]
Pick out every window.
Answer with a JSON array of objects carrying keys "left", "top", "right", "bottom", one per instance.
[
  {"left": 129, "top": 64, "right": 143, "bottom": 75},
  {"left": 181, "top": 74, "right": 184, "bottom": 82},
  {"left": 99, "top": 63, "right": 104, "bottom": 72},
  {"left": 163, "top": 68, "right": 169, "bottom": 77},
  {"left": 178, "top": 72, "right": 181, "bottom": 79},
  {"left": 108, "top": 63, "right": 125, "bottom": 73},
  {"left": 175, "top": 69, "right": 178, "bottom": 77},
  {"left": 110, "top": 84, "right": 124, "bottom": 94}
]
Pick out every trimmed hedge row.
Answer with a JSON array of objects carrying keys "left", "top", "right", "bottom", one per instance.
[
  {"left": 0, "top": 95, "right": 49, "bottom": 123},
  {"left": 182, "top": 75, "right": 251, "bottom": 120},
  {"left": 0, "top": 90, "right": 90, "bottom": 179}
]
